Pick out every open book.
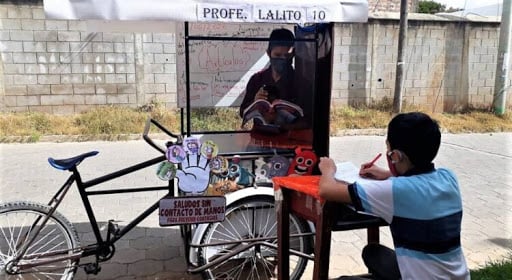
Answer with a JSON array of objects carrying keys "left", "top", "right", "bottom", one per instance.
[{"left": 241, "top": 99, "right": 304, "bottom": 133}]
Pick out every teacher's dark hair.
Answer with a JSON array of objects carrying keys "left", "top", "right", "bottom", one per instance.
[{"left": 268, "top": 28, "right": 295, "bottom": 51}]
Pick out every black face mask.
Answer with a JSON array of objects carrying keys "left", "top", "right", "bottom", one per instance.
[{"left": 270, "top": 58, "right": 291, "bottom": 75}]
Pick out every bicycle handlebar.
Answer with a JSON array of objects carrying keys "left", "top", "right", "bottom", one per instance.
[{"left": 143, "top": 118, "right": 183, "bottom": 154}]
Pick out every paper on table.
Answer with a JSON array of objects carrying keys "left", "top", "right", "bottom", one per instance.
[
  {"left": 334, "top": 161, "right": 379, "bottom": 185},
  {"left": 334, "top": 161, "right": 361, "bottom": 184},
  {"left": 334, "top": 161, "right": 381, "bottom": 217}
]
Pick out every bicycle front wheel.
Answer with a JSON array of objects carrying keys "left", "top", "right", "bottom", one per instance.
[
  {"left": 198, "top": 195, "right": 312, "bottom": 280},
  {"left": 0, "top": 201, "right": 80, "bottom": 280}
]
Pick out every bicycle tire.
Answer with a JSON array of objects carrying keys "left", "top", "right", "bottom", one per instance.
[
  {"left": 0, "top": 201, "right": 80, "bottom": 280},
  {"left": 198, "top": 195, "right": 311, "bottom": 280}
]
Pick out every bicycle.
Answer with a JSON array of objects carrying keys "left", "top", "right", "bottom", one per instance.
[{"left": 0, "top": 118, "right": 313, "bottom": 280}]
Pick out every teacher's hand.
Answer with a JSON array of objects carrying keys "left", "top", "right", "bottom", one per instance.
[{"left": 254, "top": 87, "right": 268, "bottom": 101}]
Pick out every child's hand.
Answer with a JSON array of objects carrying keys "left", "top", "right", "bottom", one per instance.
[
  {"left": 318, "top": 157, "right": 336, "bottom": 177},
  {"left": 359, "top": 164, "right": 391, "bottom": 180}
]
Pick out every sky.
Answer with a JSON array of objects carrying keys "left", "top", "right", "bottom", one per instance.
[{"left": 434, "top": 0, "right": 502, "bottom": 9}]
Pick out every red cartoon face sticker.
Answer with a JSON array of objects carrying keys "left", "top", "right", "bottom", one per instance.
[{"left": 287, "top": 147, "right": 318, "bottom": 176}]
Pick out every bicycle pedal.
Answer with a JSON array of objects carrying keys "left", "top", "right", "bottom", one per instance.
[{"left": 83, "top": 263, "right": 101, "bottom": 275}]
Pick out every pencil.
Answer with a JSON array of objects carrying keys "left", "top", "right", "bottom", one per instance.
[{"left": 367, "top": 153, "right": 382, "bottom": 167}]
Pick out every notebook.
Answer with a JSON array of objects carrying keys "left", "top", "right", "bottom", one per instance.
[
  {"left": 334, "top": 161, "right": 361, "bottom": 184},
  {"left": 334, "top": 161, "right": 379, "bottom": 185}
]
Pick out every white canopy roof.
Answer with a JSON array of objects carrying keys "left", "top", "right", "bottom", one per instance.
[{"left": 43, "top": 0, "right": 368, "bottom": 24}]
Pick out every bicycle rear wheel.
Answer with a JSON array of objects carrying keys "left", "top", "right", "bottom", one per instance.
[
  {"left": 198, "top": 195, "right": 312, "bottom": 280},
  {"left": 0, "top": 201, "right": 80, "bottom": 280}
]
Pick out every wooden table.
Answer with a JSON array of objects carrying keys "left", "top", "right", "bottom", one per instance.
[{"left": 273, "top": 176, "right": 388, "bottom": 280}]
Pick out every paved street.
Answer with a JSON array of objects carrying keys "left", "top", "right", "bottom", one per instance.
[{"left": 1, "top": 133, "right": 511, "bottom": 279}]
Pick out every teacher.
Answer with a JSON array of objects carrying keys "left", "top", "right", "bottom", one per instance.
[{"left": 239, "top": 28, "right": 310, "bottom": 131}]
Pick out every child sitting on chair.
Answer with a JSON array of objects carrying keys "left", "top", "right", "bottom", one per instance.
[{"left": 318, "top": 112, "right": 470, "bottom": 280}]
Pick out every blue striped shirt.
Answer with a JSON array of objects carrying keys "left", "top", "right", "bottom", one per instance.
[{"left": 349, "top": 168, "right": 470, "bottom": 279}]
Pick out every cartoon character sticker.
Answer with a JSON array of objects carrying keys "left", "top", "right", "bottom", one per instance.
[
  {"left": 166, "top": 145, "right": 186, "bottom": 164},
  {"left": 200, "top": 140, "right": 219, "bottom": 159},
  {"left": 227, "top": 156, "right": 254, "bottom": 186},
  {"left": 267, "top": 155, "right": 290, "bottom": 178},
  {"left": 208, "top": 180, "right": 240, "bottom": 196},
  {"left": 183, "top": 136, "right": 200, "bottom": 155},
  {"left": 156, "top": 161, "right": 177, "bottom": 181},
  {"left": 254, "top": 157, "right": 272, "bottom": 185},
  {"left": 209, "top": 156, "right": 229, "bottom": 175},
  {"left": 287, "top": 148, "right": 318, "bottom": 176}
]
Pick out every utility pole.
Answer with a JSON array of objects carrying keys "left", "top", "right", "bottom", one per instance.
[
  {"left": 493, "top": 0, "right": 511, "bottom": 115},
  {"left": 393, "top": 0, "right": 408, "bottom": 113}
]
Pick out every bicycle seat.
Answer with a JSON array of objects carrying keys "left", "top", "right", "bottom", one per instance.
[{"left": 48, "top": 151, "right": 99, "bottom": 170}]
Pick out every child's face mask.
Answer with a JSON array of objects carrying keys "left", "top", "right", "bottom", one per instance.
[{"left": 386, "top": 150, "right": 399, "bottom": 176}]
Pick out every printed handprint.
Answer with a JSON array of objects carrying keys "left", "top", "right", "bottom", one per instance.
[{"left": 176, "top": 154, "right": 210, "bottom": 194}]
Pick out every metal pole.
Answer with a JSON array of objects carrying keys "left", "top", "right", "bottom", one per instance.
[
  {"left": 493, "top": 0, "right": 511, "bottom": 115},
  {"left": 393, "top": 0, "right": 408, "bottom": 113}
]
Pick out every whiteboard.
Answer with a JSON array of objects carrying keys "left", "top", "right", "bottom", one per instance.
[{"left": 176, "top": 22, "right": 293, "bottom": 107}]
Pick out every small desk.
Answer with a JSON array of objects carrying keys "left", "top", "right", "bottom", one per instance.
[{"left": 273, "top": 176, "right": 387, "bottom": 280}]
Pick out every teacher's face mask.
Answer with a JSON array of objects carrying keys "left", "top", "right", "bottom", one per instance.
[{"left": 270, "top": 57, "right": 291, "bottom": 75}]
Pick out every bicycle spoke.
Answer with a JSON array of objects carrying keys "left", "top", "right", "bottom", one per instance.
[
  {"left": 29, "top": 229, "right": 65, "bottom": 256},
  {"left": 0, "top": 202, "right": 80, "bottom": 280},
  {"left": 199, "top": 197, "right": 310, "bottom": 280},
  {"left": 258, "top": 255, "right": 275, "bottom": 278}
]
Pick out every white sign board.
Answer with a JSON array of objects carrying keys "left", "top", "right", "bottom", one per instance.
[
  {"left": 43, "top": 0, "right": 369, "bottom": 24},
  {"left": 197, "top": 3, "right": 337, "bottom": 24},
  {"left": 159, "top": 196, "right": 226, "bottom": 226}
]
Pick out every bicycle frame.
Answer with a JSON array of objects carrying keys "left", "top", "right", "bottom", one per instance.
[
  {"left": 12, "top": 153, "right": 171, "bottom": 272},
  {"left": 8, "top": 119, "right": 183, "bottom": 273}
]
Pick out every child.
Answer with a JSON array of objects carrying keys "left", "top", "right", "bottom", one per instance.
[{"left": 318, "top": 112, "right": 470, "bottom": 280}]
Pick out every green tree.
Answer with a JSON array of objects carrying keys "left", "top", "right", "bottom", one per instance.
[{"left": 418, "top": 1, "right": 446, "bottom": 14}]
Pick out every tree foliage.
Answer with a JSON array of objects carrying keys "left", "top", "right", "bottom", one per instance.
[{"left": 418, "top": 1, "right": 446, "bottom": 14}]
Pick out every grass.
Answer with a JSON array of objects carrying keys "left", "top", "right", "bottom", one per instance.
[
  {"left": 1, "top": 102, "right": 511, "bottom": 141},
  {"left": 471, "top": 254, "right": 512, "bottom": 279}
]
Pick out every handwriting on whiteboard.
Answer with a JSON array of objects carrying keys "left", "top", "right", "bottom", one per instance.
[{"left": 176, "top": 22, "right": 290, "bottom": 107}]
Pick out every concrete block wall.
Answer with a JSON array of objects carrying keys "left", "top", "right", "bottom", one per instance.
[
  {"left": 330, "top": 17, "right": 512, "bottom": 112},
  {"left": 1, "top": 3, "right": 511, "bottom": 114},
  {"left": 0, "top": 3, "right": 177, "bottom": 114}
]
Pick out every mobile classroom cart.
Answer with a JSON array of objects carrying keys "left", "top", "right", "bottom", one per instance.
[{"left": 43, "top": 1, "right": 370, "bottom": 279}]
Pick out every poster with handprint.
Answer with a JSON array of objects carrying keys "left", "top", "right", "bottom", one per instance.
[
  {"left": 159, "top": 138, "right": 227, "bottom": 226},
  {"left": 166, "top": 139, "right": 214, "bottom": 195},
  {"left": 175, "top": 152, "right": 211, "bottom": 194}
]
